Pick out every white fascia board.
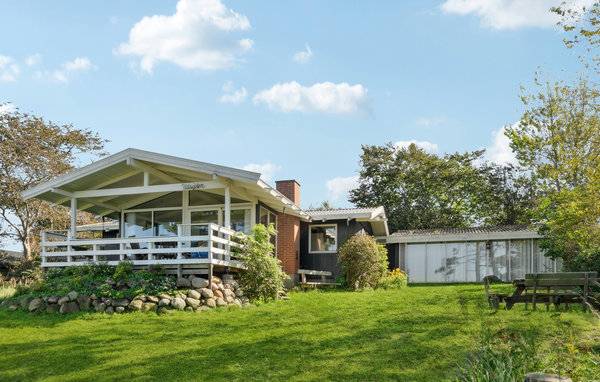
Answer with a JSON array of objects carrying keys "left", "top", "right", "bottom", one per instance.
[
  {"left": 386, "top": 230, "right": 541, "bottom": 244},
  {"left": 256, "top": 179, "right": 310, "bottom": 219},
  {"left": 22, "top": 148, "right": 262, "bottom": 200},
  {"left": 72, "top": 180, "right": 224, "bottom": 198}
]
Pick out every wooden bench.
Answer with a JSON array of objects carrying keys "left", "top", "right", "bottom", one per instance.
[
  {"left": 504, "top": 272, "right": 599, "bottom": 312},
  {"left": 298, "top": 269, "right": 339, "bottom": 290}
]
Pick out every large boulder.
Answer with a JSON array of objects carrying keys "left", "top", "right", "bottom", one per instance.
[
  {"left": 20, "top": 297, "right": 33, "bottom": 309},
  {"left": 47, "top": 296, "right": 59, "bottom": 304},
  {"left": 187, "top": 289, "right": 201, "bottom": 300},
  {"left": 191, "top": 277, "right": 209, "bottom": 288},
  {"left": 215, "top": 297, "right": 227, "bottom": 307},
  {"left": 525, "top": 373, "right": 572, "bottom": 382},
  {"left": 213, "top": 290, "right": 224, "bottom": 299},
  {"left": 57, "top": 296, "right": 70, "bottom": 306},
  {"left": 115, "top": 306, "right": 125, "bottom": 313},
  {"left": 28, "top": 298, "right": 44, "bottom": 312},
  {"left": 67, "top": 291, "right": 78, "bottom": 301},
  {"left": 112, "top": 298, "right": 130, "bottom": 308},
  {"left": 158, "top": 298, "right": 171, "bottom": 307},
  {"left": 60, "top": 302, "right": 80, "bottom": 314},
  {"left": 105, "top": 306, "right": 115, "bottom": 315},
  {"left": 46, "top": 304, "right": 60, "bottom": 314},
  {"left": 94, "top": 302, "right": 107, "bottom": 313},
  {"left": 199, "top": 288, "right": 214, "bottom": 299},
  {"left": 142, "top": 302, "right": 157, "bottom": 312},
  {"left": 234, "top": 289, "right": 243, "bottom": 297},
  {"left": 205, "top": 298, "right": 216, "bottom": 308},
  {"left": 105, "top": 277, "right": 116, "bottom": 285},
  {"left": 171, "top": 297, "right": 186, "bottom": 310},
  {"left": 128, "top": 299, "right": 143, "bottom": 311},
  {"left": 225, "top": 296, "right": 234, "bottom": 304},
  {"left": 146, "top": 295, "right": 159, "bottom": 303},
  {"left": 76, "top": 295, "right": 91, "bottom": 311},
  {"left": 233, "top": 298, "right": 243, "bottom": 308},
  {"left": 8, "top": 304, "right": 18, "bottom": 312},
  {"left": 185, "top": 297, "right": 201, "bottom": 309},
  {"left": 176, "top": 277, "right": 191, "bottom": 288}
]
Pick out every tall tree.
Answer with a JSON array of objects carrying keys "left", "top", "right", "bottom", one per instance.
[
  {"left": 0, "top": 105, "right": 107, "bottom": 258},
  {"left": 349, "top": 143, "right": 486, "bottom": 232},
  {"left": 506, "top": 78, "right": 600, "bottom": 268}
]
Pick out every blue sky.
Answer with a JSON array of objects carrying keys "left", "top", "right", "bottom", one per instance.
[{"left": 0, "top": 0, "right": 589, "bottom": 212}]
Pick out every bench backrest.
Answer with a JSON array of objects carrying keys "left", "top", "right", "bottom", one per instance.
[{"left": 524, "top": 272, "right": 597, "bottom": 287}]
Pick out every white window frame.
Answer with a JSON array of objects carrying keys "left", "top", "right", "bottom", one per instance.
[{"left": 309, "top": 223, "right": 338, "bottom": 254}]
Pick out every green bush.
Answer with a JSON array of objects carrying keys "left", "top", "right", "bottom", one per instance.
[
  {"left": 337, "top": 233, "right": 388, "bottom": 290},
  {"left": 233, "top": 223, "right": 288, "bottom": 302},
  {"left": 113, "top": 260, "right": 133, "bottom": 280}
]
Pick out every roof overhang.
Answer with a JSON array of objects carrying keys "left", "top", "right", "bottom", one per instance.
[
  {"left": 386, "top": 230, "right": 541, "bottom": 244},
  {"left": 308, "top": 206, "right": 389, "bottom": 236},
  {"left": 21, "top": 148, "right": 310, "bottom": 220}
]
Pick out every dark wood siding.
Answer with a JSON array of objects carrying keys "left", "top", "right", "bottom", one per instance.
[{"left": 300, "top": 219, "right": 376, "bottom": 278}]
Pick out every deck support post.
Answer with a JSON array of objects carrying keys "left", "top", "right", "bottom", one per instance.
[
  {"left": 224, "top": 186, "right": 231, "bottom": 229},
  {"left": 70, "top": 197, "right": 77, "bottom": 239},
  {"left": 177, "top": 264, "right": 182, "bottom": 278},
  {"left": 209, "top": 263, "right": 214, "bottom": 288}
]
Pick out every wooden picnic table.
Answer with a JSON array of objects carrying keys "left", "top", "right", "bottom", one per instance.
[
  {"left": 298, "top": 269, "right": 340, "bottom": 290},
  {"left": 493, "top": 272, "right": 599, "bottom": 311}
]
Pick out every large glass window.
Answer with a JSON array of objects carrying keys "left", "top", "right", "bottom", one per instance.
[
  {"left": 259, "top": 206, "right": 278, "bottom": 253},
  {"left": 426, "top": 243, "right": 446, "bottom": 282},
  {"left": 154, "top": 210, "right": 182, "bottom": 237},
  {"left": 190, "top": 210, "right": 219, "bottom": 236},
  {"left": 510, "top": 240, "right": 531, "bottom": 280},
  {"left": 446, "top": 242, "right": 467, "bottom": 282},
  {"left": 231, "top": 208, "right": 251, "bottom": 234},
  {"left": 490, "top": 241, "right": 508, "bottom": 281},
  {"left": 124, "top": 212, "right": 153, "bottom": 238},
  {"left": 406, "top": 244, "right": 426, "bottom": 282},
  {"left": 309, "top": 225, "right": 337, "bottom": 253}
]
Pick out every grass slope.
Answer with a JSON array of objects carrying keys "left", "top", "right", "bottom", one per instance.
[{"left": 0, "top": 284, "right": 598, "bottom": 381}]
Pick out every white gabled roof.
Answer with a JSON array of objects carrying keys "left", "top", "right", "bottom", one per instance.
[
  {"left": 21, "top": 148, "right": 261, "bottom": 200},
  {"left": 21, "top": 148, "right": 310, "bottom": 220}
]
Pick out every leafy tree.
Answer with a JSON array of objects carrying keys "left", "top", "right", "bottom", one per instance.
[
  {"left": 476, "top": 163, "right": 536, "bottom": 226},
  {"left": 553, "top": 2, "right": 600, "bottom": 72},
  {"left": 308, "top": 200, "right": 335, "bottom": 211},
  {"left": 506, "top": 78, "right": 600, "bottom": 270},
  {"left": 233, "top": 224, "right": 288, "bottom": 302},
  {"left": 0, "top": 105, "right": 107, "bottom": 258},
  {"left": 337, "top": 232, "right": 388, "bottom": 290},
  {"left": 350, "top": 143, "right": 488, "bottom": 232}
]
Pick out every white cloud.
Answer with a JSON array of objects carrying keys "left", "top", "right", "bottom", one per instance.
[
  {"left": 253, "top": 81, "right": 371, "bottom": 116},
  {"left": 0, "top": 55, "right": 20, "bottom": 82},
  {"left": 326, "top": 176, "right": 359, "bottom": 202},
  {"left": 116, "top": 0, "right": 253, "bottom": 73},
  {"left": 486, "top": 125, "right": 517, "bottom": 164},
  {"left": 0, "top": 103, "right": 17, "bottom": 115},
  {"left": 25, "top": 53, "right": 41, "bottom": 67},
  {"left": 440, "top": 0, "right": 594, "bottom": 30},
  {"left": 243, "top": 161, "right": 281, "bottom": 182},
  {"left": 219, "top": 81, "right": 247, "bottom": 104},
  {"left": 395, "top": 140, "right": 439, "bottom": 153},
  {"left": 293, "top": 43, "right": 312, "bottom": 64},
  {"left": 416, "top": 116, "right": 445, "bottom": 127},
  {"left": 37, "top": 57, "right": 97, "bottom": 83}
]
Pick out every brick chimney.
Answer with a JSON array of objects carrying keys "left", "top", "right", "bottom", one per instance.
[{"left": 275, "top": 180, "right": 300, "bottom": 207}]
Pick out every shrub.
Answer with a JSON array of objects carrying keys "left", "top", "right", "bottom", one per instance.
[
  {"left": 337, "top": 233, "right": 388, "bottom": 290},
  {"left": 379, "top": 268, "right": 408, "bottom": 289},
  {"left": 233, "top": 223, "right": 288, "bottom": 302},
  {"left": 113, "top": 260, "right": 134, "bottom": 280}
]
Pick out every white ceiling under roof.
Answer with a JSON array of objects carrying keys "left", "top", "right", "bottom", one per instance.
[{"left": 22, "top": 148, "right": 310, "bottom": 220}]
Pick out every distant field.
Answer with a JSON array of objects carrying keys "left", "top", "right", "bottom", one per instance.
[{"left": 0, "top": 284, "right": 598, "bottom": 381}]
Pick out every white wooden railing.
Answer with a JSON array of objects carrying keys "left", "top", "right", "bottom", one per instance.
[{"left": 40, "top": 223, "right": 244, "bottom": 268}]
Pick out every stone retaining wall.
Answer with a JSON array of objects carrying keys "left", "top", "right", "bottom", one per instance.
[{"left": 0, "top": 275, "right": 250, "bottom": 315}]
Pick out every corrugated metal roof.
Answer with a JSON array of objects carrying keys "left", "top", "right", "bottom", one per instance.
[{"left": 391, "top": 225, "right": 537, "bottom": 237}]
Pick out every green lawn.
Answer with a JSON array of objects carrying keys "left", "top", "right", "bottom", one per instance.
[{"left": 0, "top": 284, "right": 598, "bottom": 381}]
